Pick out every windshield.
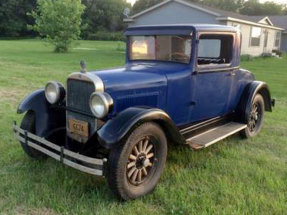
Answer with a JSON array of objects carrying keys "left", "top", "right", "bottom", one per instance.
[{"left": 129, "top": 35, "right": 192, "bottom": 64}]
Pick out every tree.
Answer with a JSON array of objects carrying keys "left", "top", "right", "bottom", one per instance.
[
  {"left": 29, "top": 0, "right": 85, "bottom": 53},
  {"left": 261, "top": 1, "right": 284, "bottom": 15},
  {"left": 132, "top": 0, "right": 244, "bottom": 14},
  {"left": 203, "top": 0, "right": 244, "bottom": 12},
  {"left": 81, "top": 0, "right": 131, "bottom": 38},
  {"left": 132, "top": 0, "right": 164, "bottom": 15},
  {"left": 0, "top": 0, "right": 36, "bottom": 37},
  {"left": 240, "top": 0, "right": 283, "bottom": 15}
]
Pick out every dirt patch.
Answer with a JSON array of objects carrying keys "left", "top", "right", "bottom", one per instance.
[
  {"left": 0, "top": 88, "right": 26, "bottom": 104},
  {"left": 13, "top": 206, "right": 59, "bottom": 215}
]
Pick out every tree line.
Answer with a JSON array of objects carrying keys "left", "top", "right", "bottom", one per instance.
[
  {"left": 133, "top": 0, "right": 287, "bottom": 15},
  {"left": 0, "top": 0, "right": 286, "bottom": 38},
  {"left": 0, "top": 0, "right": 131, "bottom": 38}
]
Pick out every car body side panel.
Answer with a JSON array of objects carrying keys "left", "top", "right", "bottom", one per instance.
[
  {"left": 230, "top": 68, "right": 255, "bottom": 111},
  {"left": 93, "top": 62, "right": 193, "bottom": 126},
  {"left": 165, "top": 69, "right": 192, "bottom": 126}
]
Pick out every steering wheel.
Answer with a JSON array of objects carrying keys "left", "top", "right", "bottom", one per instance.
[{"left": 171, "top": 52, "right": 189, "bottom": 61}]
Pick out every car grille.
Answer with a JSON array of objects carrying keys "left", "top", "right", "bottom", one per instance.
[
  {"left": 66, "top": 79, "right": 96, "bottom": 141},
  {"left": 67, "top": 79, "right": 94, "bottom": 113}
]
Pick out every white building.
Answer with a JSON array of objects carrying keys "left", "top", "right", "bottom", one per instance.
[{"left": 124, "top": 0, "right": 286, "bottom": 56}]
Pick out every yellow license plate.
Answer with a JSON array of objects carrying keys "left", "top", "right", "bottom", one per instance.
[{"left": 69, "top": 119, "right": 89, "bottom": 138}]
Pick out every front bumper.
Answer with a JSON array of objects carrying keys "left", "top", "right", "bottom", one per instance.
[{"left": 12, "top": 123, "right": 105, "bottom": 176}]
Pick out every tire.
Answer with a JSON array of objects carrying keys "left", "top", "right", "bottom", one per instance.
[
  {"left": 107, "top": 122, "right": 167, "bottom": 200},
  {"left": 240, "top": 94, "right": 265, "bottom": 138},
  {"left": 20, "top": 111, "right": 47, "bottom": 159}
]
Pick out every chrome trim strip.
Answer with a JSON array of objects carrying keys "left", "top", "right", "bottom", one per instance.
[
  {"left": 13, "top": 125, "right": 104, "bottom": 176},
  {"left": 67, "top": 72, "right": 104, "bottom": 92}
]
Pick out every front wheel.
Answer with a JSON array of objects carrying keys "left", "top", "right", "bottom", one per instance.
[
  {"left": 107, "top": 122, "right": 167, "bottom": 200},
  {"left": 20, "top": 111, "right": 47, "bottom": 159},
  {"left": 240, "top": 94, "right": 265, "bottom": 138}
]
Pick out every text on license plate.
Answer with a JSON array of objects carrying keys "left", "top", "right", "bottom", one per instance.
[{"left": 69, "top": 119, "right": 89, "bottom": 137}]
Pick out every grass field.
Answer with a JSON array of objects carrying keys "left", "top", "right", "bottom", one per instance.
[{"left": 0, "top": 40, "right": 286, "bottom": 215}]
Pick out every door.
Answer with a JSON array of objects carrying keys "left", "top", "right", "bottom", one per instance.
[{"left": 189, "top": 33, "right": 235, "bottom": 122}]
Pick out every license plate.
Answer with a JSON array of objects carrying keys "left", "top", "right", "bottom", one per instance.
[{"left": 69, "top": 119, "right": 89, "bottom": 138}]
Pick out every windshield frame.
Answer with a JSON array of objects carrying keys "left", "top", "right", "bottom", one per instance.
[{"left": 126, "top": 34, "right": 195, "bottom": 65}]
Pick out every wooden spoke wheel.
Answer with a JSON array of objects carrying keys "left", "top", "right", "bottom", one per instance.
[
  {"left": 107, "top": 123, "right": 167, "bottom": 200},
  {"left": 126, "top": 136, "right": 156, "bottom": 186},
  {"left": 241, "top": 94, "right": 265, "bottom": 138}
]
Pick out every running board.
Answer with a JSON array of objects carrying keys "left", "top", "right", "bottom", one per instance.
[{"left": 186, "top": 122, "right": 247, "bottom": 150}]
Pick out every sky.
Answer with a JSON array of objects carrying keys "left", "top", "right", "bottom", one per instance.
[
  {"left": 126, "top": 0, "right": 287, "bottom": 6},
  {"left": 126, "top": 0, "right": 136, "bottom": 5},
  {"left": 259, "top": 0, "right": 287, "bottom": 4}
]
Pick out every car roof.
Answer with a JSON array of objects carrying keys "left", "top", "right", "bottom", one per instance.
[{"left": 125, "top": 24, "right": 238, "bottom": 36}]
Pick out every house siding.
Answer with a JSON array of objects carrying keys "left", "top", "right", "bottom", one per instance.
[
  {"left": 226, "top": 21, "right": 280, "bottom": 56},
  {"left": 129, "top": 1, "right": 218, "bottom": 27},
  {"left": 126, "top": 1, "right": 285, "bottom": 56},
  {"left": 281, "top": 33, "right": 287, "bottom": 52}
]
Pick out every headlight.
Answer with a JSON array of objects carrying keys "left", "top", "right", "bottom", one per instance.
[
  {"left": 45, "top": 81, "right": 65, "bottom": 104},
  {"left": 89, "top": 92, "right": 113, "bottom": 119}
]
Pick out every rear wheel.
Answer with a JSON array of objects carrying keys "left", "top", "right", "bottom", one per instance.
[
  {"left": 107, "top": 122, "right": 167, "bottom": 200},
  {"left": 20, "top": 111, "right": 47, "bottom": 159},
  {"left": 240, "top": 94, "right": 265, "bottom": 138}
]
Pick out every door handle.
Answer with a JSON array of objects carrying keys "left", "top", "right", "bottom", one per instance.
[{"left": 229, "top": 71, "right": 235, "bottom": 76}]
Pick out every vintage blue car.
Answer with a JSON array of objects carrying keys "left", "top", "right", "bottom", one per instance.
[{"left": 13, "top": 24, "right": 274, "bottom": 200}]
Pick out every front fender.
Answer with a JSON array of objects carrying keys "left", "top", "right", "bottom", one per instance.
[
  {"left": 95, "top": 107, "right": 185, "bottom": 149},
  {"left": 238, "top": 81, "right": 273, "bottom": 123},
  {"left": 17, "top": 89, "right": 65, "bottom": 137}
]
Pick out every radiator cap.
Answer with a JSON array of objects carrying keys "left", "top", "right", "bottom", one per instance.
[{"left": 80, "top": 60, "right": 87, "bottom": 73}]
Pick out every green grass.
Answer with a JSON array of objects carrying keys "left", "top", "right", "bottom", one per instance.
[{"left": 0, "top": 40, "right": 286, "bottom": 215}]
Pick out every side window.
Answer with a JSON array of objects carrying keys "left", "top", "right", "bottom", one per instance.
[
  {"left": 274, "top": 31, "right": 281, "bottom": 47},
  {"left": 197, "top": 34, "right": 233, "bottom": 66},
  {"left": 250, "top": 27, "right": 261, "bottom": 47}
]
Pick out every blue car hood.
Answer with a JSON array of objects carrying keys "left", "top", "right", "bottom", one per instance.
[
  {"left": 90, "top": 63, "right": 168, "bottom": 91},
  {"left": 89, "top": 62, "right": 188, "bottom": 114}
]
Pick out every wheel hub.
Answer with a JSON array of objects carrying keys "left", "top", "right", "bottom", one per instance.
[
  {"left": 248, "top": 102, "right": 261, "bottom": 132},
  {"left": 126, "top": 137, "right": 155, "bottom": 185}
]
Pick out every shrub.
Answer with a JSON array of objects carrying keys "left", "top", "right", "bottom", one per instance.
[
  {"left": 116, "top": 42, "right": 125, "bottom": 51},
  {"left": 29, "top": 0, "right": 85, "bottom": 53},
  {"left": 272, "top": 49, "right": 283, "bottom": 57},
  {"left": 240, "top": 54, "right": 254, "bottom": 61},
  {"left": 87, "top": 31, "right": 125, "bottom": 41}
]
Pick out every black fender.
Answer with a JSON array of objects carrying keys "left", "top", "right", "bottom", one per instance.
[
  {"left": 237, "top": 81, "right": 274, "bottom": 123},
  {"left": 95, "top": 107, "right": 185, "bottom": 149},
  {"left": 17, "top": 89, "right": 66, "bottom": 137}
]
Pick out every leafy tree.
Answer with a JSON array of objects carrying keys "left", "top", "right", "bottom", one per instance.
[
  {"left": 261, "top": 1, "right": 284, "bottom": 15},
  {"left": 131, "top": 0, "right": 284, "bottom": 16},
  {"left": 203, "top": 0, "right": 244, "bottom": 12},
  {"left": 131, "top": 0, "right": 244, "bottom": 14},
  {"left": 240, "top": 0, "right": 283, "bottom": 15},
  {"left": 29, "top": 0, "right": 85, "bottom": 53},
  {"left": 132, "top": 0, "right": 163, "bottom": 15},
  {"left": 0, "top": 0, "right": 36, "bottom": 37},
  {"left": 81, "top": 0, "right": 131, "bottom": 38}
]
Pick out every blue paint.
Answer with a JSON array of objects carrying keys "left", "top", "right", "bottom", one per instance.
[{"left": 91, "top": 25, "right": 254, "bottom": 127}]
